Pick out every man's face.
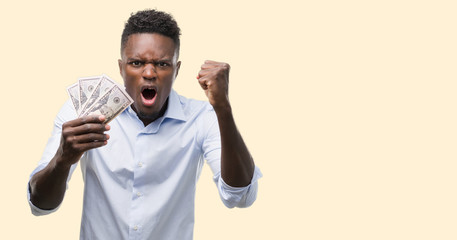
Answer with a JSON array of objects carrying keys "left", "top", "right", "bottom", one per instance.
[{"left": 118, "top": 33, "right": 180, "bottom": 125}]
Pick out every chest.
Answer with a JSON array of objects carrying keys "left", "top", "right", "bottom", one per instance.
[{"left": 83, "top": 118, "right": 202, "bottom": 187}]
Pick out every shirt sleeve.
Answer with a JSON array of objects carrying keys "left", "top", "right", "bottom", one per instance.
[
  {"left": 199, "top": 104, "right": 262, "bottom": 208},
  {"left": 27, "top": 100, "right": 79, "bottom": 216},
  {"left": 212, "top": 166, "right": 262, "bottom": 208}
]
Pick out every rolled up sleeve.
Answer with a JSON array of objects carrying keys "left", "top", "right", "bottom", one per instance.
[
  {"left": 213, "top": 166, "right": 263, "bottom": 208},
  {"left": 27, "top": 100, "right": 78, "bottom": 216}
]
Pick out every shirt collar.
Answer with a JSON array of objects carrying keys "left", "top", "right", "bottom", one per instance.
[{"left": 163, "top": 89, "right": 186, "bottom": 122}]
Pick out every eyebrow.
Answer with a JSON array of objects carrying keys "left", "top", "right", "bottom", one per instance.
[{"left": 127, "top": 57, "right": 173, "bottom": 62}]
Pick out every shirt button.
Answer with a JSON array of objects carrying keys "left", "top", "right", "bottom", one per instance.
[
  {"left": 138, "top": 162, "right": 143, "bottom": 167},
  {"left": 136, "top": 192, "right": 142, "bottom": 197},
  {"left": 133, "top": 226, "right": 138, "bottom": 231}
]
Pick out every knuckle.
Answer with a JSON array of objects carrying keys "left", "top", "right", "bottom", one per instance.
[
  {"left": 67, "top": 140, "right": 78, "bottom": 150},
  {"left": 62, "top": 129, "right": 69, "bottom": 137},
  {"left": 90, "top": 141, "right": 101, "bottom": 149},
  {"left": 62, "top": 129, "right": 73, "bottom": 139},
  {"left": 222, "top": 63, "right": 230, "bottom": 69},
  {"left": 65, "top": 135, "right": 72, "bottom": 142},
  {"left": 74, "top": 146, "right": 83, "bottom": 152}
]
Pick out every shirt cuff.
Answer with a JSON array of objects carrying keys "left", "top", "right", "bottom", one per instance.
[{"left": 214, "top": 166, "right": 263, "bottom": 208}]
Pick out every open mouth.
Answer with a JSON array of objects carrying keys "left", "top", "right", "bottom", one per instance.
[{"left": 141, "top": 87, "right": 157, "bottom": 106}]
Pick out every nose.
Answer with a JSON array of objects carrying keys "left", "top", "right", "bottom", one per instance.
[{"left": 142, "top": 63, "right": 157, "bottom": 80}]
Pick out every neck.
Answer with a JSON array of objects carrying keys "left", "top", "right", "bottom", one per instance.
[{"left": 136, "top": 98, "right": 169, "bottom": 126}]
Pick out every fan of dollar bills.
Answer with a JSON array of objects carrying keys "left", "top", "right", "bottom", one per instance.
[{"left": 67, "top": 74, "right": 133, "bottom": 123}]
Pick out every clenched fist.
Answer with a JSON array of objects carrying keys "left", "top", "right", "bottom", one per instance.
[{"left": 197, "top": 60, "right": 231, "bottom": 111}]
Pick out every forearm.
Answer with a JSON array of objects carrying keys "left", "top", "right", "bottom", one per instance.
[
  {"left": 215, "top": 105, "right": 255, "bottom": 187},
  {"left": 29, "top": 156, "right": 71, "bottom": 210},
  {"left": 197, "top": 60, "right": 255, "bottom": 187}
]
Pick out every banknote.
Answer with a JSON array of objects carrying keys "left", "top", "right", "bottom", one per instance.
[
  {"left": 78, "top": 74, "right": 116, "bottom": 117},
  {"left": 79, "top": 76, "right": 101, "bottom": 112},
  {"left": 66, "top": 82, "right": 80, "bottom": 114},
  {"left": 80, "top": 84, "right": 133, "bottom": 123},
  {"left": 67, "top": 74, "right": 133, "bottom": 123}
]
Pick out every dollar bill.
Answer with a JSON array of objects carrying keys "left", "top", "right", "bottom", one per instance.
[
  {"left": 80, "top": 84, "right": 133, "bottom": 123},
  {"left": 66, "top": 82, "right": 80, "bottom": 114},
  {"left": 79, "top": 74, "right": 116, "bottom": 116},
  {"left": 79, "top": 76, "right": 101, "bottom": 112}
]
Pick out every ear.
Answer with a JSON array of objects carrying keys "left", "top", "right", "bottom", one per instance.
[
  {"left": 118, "top": 59, "right": 124, "bottom": 79},
  {"left": 175, "top": 61, "right": 181, "bottom": 78}
]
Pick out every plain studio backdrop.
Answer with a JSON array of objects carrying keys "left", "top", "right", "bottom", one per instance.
[{"left": 1, "top": 0, "right": 456, "bottom": 239}]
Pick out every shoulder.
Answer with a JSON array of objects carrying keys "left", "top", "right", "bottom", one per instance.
[
  {"left": 174, "top": 93, "right": 220, "bottom": 147},
  {"left": 174, "top": 92, "right": 218, "bottom": 138},
  {"left": 175, "top": 92, "right": 215, "bottom": 120}
]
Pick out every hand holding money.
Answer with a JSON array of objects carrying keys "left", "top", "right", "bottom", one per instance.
[{"left": 59, "top": 74, "right": 133, "bottom": 163}]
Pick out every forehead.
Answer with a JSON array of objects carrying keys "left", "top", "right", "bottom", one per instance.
[{"left": 122, "top": 33, "right": 176, "bottom": 59}]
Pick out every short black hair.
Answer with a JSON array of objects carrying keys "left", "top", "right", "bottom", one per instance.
[{"left": 121, "top": 9, "right": 181, "bottom": 55}]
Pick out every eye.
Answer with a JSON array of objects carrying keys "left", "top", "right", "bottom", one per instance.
[
  {"left": 129, "top": 60, "right": 143, "bottom": 67},
  {"left": 156, "top": 61, "right": 170, "bottom": 67}
]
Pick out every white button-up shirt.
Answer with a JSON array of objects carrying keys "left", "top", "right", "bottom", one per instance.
[{"left": 28, "top": 90, "right": 262, "bottom": 240}]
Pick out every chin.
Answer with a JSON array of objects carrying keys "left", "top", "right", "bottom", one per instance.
[
  {"left": 137, "top": 104, "right": 165, "bottom": 121},
  {"left": 133, "top": 97, "right": 168, "bottom": 123}
]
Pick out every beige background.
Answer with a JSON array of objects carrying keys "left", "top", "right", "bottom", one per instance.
[{"left": 1, "top": 0, "right": 457, "bottom": 239}]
